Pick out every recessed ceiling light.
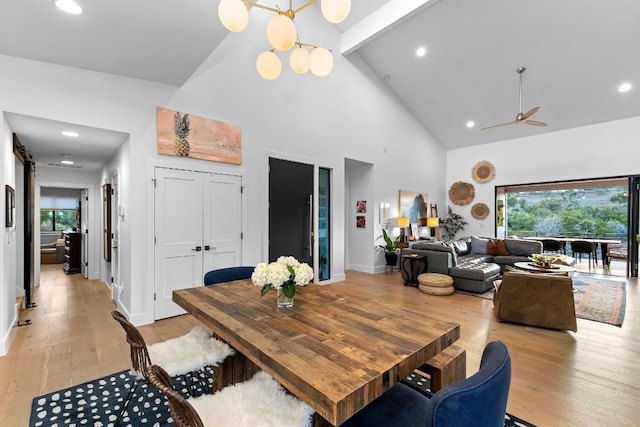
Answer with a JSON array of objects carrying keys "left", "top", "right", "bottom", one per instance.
[
  {"left": 618, "top": 83, "right": 632, "bottom": 93},
  {"left": 416, "top": 47, "right": 427, "bottom": 58},
  {"left": 62, "top": 131, "right": 79, "bottom": 137},
  {"left": 54, "top": 0, "right": 83, "bottom": 15},
  {"left": 61, "top": 160, "right": 75, "bottom": 165},
  {"left": 466, "top": 121, "right": 475, "bottom": 128}
]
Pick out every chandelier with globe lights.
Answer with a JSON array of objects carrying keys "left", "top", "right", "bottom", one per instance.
[{"left": 218, "top": 0, "right": 351, "bottom": 80}]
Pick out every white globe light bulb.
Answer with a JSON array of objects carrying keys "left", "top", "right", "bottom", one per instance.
[
  {"left": 321, "top": 0, "right": 351, "bottom": 24},
  {"left": 289, "top": 46, "right": 310, "bottom": 74},
  {"left": 218, "top": 0, "right": 249, "bottom": 32},
  {"left": 309, "top": 47, "right": 333, "bottom": 77},
  {"left": 267, "top": 14, "right": 297, "bottom": 51},
  {"left": 256, "top": 51, "right": 282, "bottom": 80}
]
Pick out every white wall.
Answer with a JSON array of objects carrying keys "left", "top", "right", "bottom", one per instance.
[
  {"left": 1, "top": 113, "right": 17, "bottom": 355},
  {"left": 345, "top": 159, "right": 375, "bottom": 273},
  {"left": 102, "top": 137, "right": 131, "bottom": 314},
  {"left": 446, "top": 116, "right": 640, "bottom": 238}
]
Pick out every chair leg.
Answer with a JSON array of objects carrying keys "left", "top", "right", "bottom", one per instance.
[{"left": 116, "top": 379, "right": 139, "bottom": 425}]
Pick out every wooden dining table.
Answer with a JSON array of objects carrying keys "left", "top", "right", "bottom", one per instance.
[{"left": 173, "top": 279, "right": 460, "bottom": 426}]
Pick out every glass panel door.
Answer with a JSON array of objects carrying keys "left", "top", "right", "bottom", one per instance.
[{"left": 318, "top": 168, "right": 330, "bottom": 281}]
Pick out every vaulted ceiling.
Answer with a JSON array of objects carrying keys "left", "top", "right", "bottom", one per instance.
[{"left": 2, "top": 0, "right": 639, "bottom": 169}]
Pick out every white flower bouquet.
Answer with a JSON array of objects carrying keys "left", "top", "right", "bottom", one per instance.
[{"left": 252, "top": 256, "right": 314, "bottom": 299}]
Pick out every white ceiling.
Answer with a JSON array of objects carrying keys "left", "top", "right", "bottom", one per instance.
[
  {"left": 2, "top": 0, "right": 639, "bottom": 169},
  {"left": 5, "top": 112, "right": 128, "bottom": 172}
]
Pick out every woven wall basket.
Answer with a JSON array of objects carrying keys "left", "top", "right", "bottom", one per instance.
[
  {"left": 471, "top": 203, "right": 490, "bottom": 219},
  {"left": 449, "top": 181, "right": 475, "bottom": 205},
  {"left": 471, "top": 160, "right": 495, "bottom": 183}
]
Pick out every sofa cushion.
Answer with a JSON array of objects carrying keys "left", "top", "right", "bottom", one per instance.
[
  {"left": 411, "top": 242, "right": 452, "bottom": 253},
  {"left": 451, "top": 238, "right": 471, "bottom": 256},
  {"left": 470, "top": 236, "right": 489, "bottom": 254},
  {"left": 487, "top": 239, "right": 510, "bottom": 256},
  {"left": 503, "top": 239, "right": 542, "bottom": 256},
  {"left": 456, "top": 254, "right": 494, "bottom": 267},
  {"left": 450, "top": 262, "right": 500, "bottom": 281}
]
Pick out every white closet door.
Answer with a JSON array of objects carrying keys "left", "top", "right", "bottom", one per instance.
[
  {"left": 154, "top": 168, "right": 204, "bottom": 319},
  {"left": 202, "top": 173, "right": 243, "bottom": 274},
  {"left": 154, "top": 168, "right": 243, "bottom": 320}
]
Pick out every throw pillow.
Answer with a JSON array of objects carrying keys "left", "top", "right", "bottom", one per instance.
[
  {"left": 487, "top": 239, "right": 510, "bottom": 256},
  {"left": 470, "top": 235, "right": 489, "bottom": 254},
  {"left": 443, "top": 241, "right": 458, "bottom": 266},
  {"left": 451, "top": 239, "right": 470, "bottom": 255}
]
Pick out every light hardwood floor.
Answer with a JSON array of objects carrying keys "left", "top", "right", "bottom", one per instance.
[{"left": 1, "top": 264, "right": 639, "bottom": 426}]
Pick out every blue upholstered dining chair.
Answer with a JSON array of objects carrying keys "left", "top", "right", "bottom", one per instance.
[
  {"left": 203, "top": 266, "right": 255, "bottom": 285},
  {"left": 341, "top": 341, "right": 511, "bottom": 427}
]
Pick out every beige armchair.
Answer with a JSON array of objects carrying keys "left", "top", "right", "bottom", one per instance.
[{"left": 493, "top": 271, "right": 577, "bottom": 331}]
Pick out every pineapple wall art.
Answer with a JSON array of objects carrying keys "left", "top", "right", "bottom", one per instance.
[{"left": 156, "top": 107, "right": 242, "bottom": 164}]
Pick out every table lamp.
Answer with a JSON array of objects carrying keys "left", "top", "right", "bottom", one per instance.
[
  {"left": 427, "top": 217, "right": 441, "bottom": 241},
  {"left": 398, "top": 217, "right": 409, "bottom": 242}
]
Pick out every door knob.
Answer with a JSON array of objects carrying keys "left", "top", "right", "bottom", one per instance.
[{"left": 192, "top": 246, "right": 202, "bottom": 251}]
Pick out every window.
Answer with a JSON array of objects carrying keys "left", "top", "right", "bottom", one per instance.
[
  {"left": 40, "top": 194, "right": 80, "bottom": 231},
  {"left": 499, "top": 179, "right": 628, "bottom": 241},
  {"left": 40, "top": 209, "right": 78, "bottom": 231}
]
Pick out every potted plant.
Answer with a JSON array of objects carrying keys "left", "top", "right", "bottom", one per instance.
[
  {"left": 440, "top": 206, "right": 468, "bottom": 241},
  {"left": 378, "top": 228, "right": 400, "bottom": 266}
]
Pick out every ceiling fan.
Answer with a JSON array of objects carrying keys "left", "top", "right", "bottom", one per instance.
[{"left": 481, "top": 66, "right": 547, "bottom": 130}]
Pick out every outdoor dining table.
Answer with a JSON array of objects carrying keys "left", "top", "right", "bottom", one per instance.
[
  {"left": 524, "top": 236, "right": 622, "bottom": 267},
  {"left": 173, "top": 279, "right": 460, "bottom": 426}
]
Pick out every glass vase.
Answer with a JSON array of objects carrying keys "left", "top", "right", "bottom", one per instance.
[{"left": 276, "top": 288, "right": 294, "bottom": 308}]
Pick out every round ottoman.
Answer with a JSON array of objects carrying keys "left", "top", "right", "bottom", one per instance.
[{"left": 418, "top": 273, "right": 455, "bottom": 296}]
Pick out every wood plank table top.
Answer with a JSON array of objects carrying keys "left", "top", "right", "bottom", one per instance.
[{"left": 173, "top": 279, "right": 460, "bottom": 426}]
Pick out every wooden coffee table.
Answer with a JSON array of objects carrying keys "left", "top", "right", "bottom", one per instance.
[{"left": 513, "top": 262, "right": 576, "bottom": 274}]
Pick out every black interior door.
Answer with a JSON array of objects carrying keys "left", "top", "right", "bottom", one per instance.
[{"left": 269, "top": 158, "right": 313, "bottom": 265}]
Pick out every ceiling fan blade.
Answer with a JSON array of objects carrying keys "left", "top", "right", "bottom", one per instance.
[
  {"left": 525, "top": 120, "right": 547, "bottom": 126},
  {"left": 520, "top": 106, "right": 539, "bottom": 120},
  {"left": 480, "top": 120, "right": 518, "bottom": 130}
]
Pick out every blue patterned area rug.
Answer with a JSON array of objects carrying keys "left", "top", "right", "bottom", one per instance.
[
  {"left": 403, "top": 371, "right": 536, "bottom": 427},
  {"left": 30, "top": 368, "right": 212, "bottom": 427}
]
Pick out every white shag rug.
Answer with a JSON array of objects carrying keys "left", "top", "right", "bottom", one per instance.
[
  {"left": 148, "top": 326, "right": 234, "bottom": 376},
  {"left": 189, "top": 371, "right": 314, "bottom": 427}
]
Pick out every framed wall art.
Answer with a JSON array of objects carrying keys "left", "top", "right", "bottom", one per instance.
[
  {"left": 356, "top": 200, "right": 366, "bottom": 213},
  {"left": 399, "top": 190, "right": 428, "bottom": 223},
  {"left": 5, "top": 185, "right": 15, "bottom": 227},
  {"left": 157, "top": 107, "right": 242, "bottom": 164}
]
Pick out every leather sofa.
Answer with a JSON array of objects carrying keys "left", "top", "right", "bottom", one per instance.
[
  {"left": 493, "top": 270, "right": 577, "bottom": 331},
  {"left": 401, "top": 236, "right": 543, "bottom": 293}
]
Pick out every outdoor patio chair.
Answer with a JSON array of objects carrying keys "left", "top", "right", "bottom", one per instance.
[
  {"left": 541, "top": 239, "right": 564, "bottom": 254},
  {"left": 570, "top": 240, "right": 597, "bottom": 268}
]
